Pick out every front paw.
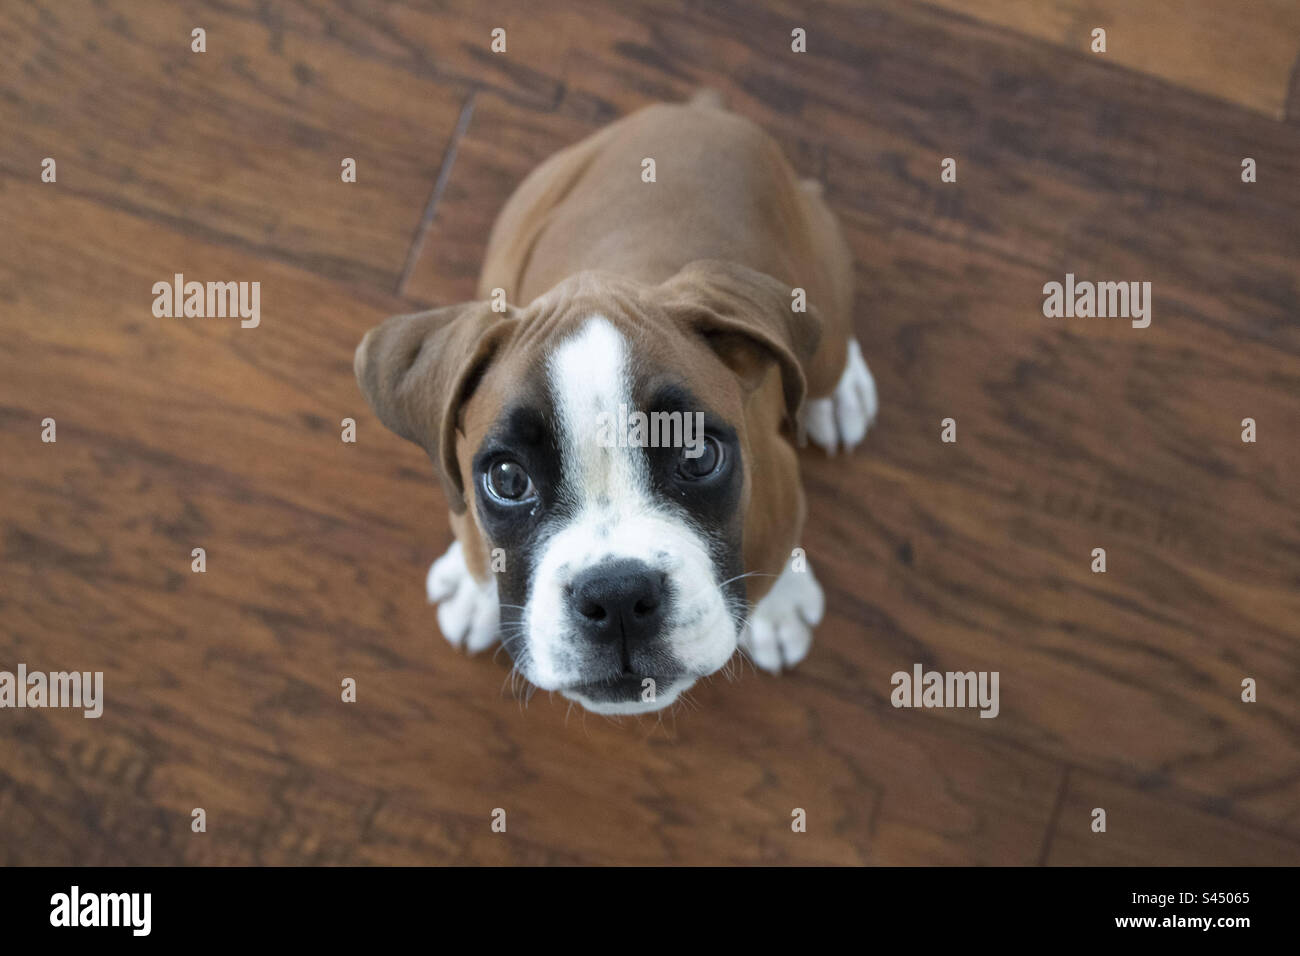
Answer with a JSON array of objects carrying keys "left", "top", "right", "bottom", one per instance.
[
  {"left": 426, "top": 540, "right": 500, "bottom": 653},
  {"left": 740, "top": 556, "right": 824, "bottom": 673},
  {"left": 801, "top": 338, "right": 878, "bottom": 453}
]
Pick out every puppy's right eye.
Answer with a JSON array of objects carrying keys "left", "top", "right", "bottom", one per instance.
[
  {"left": 676, "top": 435, "right": 724, "bottom": 481},
  {"left": 483, "top": 459, "right": 536, "bottom": 503}
]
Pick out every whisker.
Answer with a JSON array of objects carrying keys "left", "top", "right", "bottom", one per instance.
[
  {"left": 715, "top": 570, "right": 778, "bottom": 590},
  {"left": 676, "top": 569, "right": 775, "bottom": 608}
]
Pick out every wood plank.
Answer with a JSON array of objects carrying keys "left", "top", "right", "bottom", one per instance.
[
  {"left": 403, "top": 91, "right": 599, "bottom": 305},
  {"left": 919, "top": 0, "right": 1300, "bottom": 120},
  {"left": 1045, "top": 769, "right": 1300, "bottom": 865},
  {"left": 0, "top": 0, "right": 468, "bottom": 291},
  {"left": 194, "top": 0, "right": 582, "bottom": 111}
]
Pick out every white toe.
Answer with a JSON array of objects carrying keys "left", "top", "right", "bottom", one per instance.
[
  {"left": 776, "top": 618, "right": 812, "bottom": 668},
  {"left": 794, "top": 573, "right": 825, "bottom": 627},
  {"left": 801, "top": 337, "right": 878, "bottom": 454},
  {"left": 848, "top": 340, "right": 879, "bottom": 431},
  {"left": 427, "top": 541, "right": 500, "bottom": 653},
  {"left": 741, "top": 555, "right": 823, "bottom": 674},
  {"left": 427, "top": 540, "right": 465, "bottom": 603},
  {"left": 436, "top": 577, "right": 477, "bottom": 645},
  {"left": 744, "top": 615, "right": 783, "bottom": 673},
  {"left": 802, "top": 395, "right": 839, "bottom": 453},
  {"left": 463, "top": 586, "right": 501, "bottom": 653}
]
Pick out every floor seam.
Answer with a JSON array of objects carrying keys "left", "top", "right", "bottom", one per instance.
[
  {"left": 396, "top": 88, "right": 478, "bottom": 296},
  {"left": 1037, "top": 764, "right": 1072, "bottom": 866}
]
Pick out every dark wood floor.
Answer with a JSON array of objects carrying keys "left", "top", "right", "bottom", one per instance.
[{"left": 2, "top": 0, "right": 1299, "bottom": 865}]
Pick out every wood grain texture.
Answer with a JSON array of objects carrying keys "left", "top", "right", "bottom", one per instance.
[
  {"left": 1, "top": 0, "right": 1298, "bottom": 865},
  {"left": 0, "top": 0, "right": 468, "bottom": 290},
  {"left": 920, "top": 0, "right": 1300, "bottom": 120},
  {"left": 1044, "top": 769, "right": 1300, "bottom": 866}
]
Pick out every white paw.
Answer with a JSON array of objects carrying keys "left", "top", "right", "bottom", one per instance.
[
  {"left": 426, "top": 540, "right": 500, "bottom": 654},
  {"left": 801, "top": 338, "right": 878, "bottom": 453},
  {"left": 740, "top": 556, "right": 824, "bottom": 674}
]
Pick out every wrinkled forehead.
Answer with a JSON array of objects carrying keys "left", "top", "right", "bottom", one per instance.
[{"left": 463, "top": 311, "right": 745, "bottom": 455}]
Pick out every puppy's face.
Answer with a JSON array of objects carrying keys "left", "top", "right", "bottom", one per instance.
[
  {"left": 356, "top": 264, "right": 820, "bottom": 714},
  {"left": 469, "top": 315, "right": 746, "bottom": 713}
]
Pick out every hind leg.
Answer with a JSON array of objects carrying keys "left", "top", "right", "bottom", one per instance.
[
  {"left": 800, "top": 339, "right": 878, "bottom": 453},
  {"left": 793, "top": 179, "right": 878, "bottom": 451}
]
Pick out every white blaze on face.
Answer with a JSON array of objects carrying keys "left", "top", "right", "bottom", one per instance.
[{"left": 523, "top": 317, "right": 737, "bottom": 708}]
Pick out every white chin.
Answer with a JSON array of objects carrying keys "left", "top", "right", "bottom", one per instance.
[{"left": 560, "top": 679, "right": 692, "bottom": 715}]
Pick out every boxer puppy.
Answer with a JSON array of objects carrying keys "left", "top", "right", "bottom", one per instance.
[{"left": 355, "top": 91, "right": 876, "bottom": 714}]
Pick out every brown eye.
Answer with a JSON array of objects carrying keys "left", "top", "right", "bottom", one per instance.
[
  {"left": 677, "top": 436, "right": 723, "bottom": 480},
  {"left": 484, "top": 460, "right": 536, "bottom": 502}
]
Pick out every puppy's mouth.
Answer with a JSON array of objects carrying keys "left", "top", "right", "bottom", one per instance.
[
  {"left": 561, "top": 673, "right": 671, "bottom": 700},
  {"left": 558, "top": 672, "right": 690, "bottom": 713}
]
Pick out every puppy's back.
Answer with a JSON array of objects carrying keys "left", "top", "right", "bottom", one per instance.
[{"left": 479, "top": 97, "right": 838, "bottom": 315}]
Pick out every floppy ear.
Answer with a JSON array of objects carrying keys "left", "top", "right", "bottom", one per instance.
[
  {"left": 354, "top": 302, "right": 517, "bottom": 514},
  {"left": 657, "top": 260, "right": 823, "bottom": 426}
]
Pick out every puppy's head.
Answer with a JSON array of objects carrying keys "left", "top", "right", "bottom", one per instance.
[{"left": 356, "top": 261, "right": 821, "bottom": 713}]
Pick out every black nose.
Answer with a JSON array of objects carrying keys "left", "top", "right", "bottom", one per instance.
[{"left": 568, "top": 559, "right": 667, "bottom": 650}]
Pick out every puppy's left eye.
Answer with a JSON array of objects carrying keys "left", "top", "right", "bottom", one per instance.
[
  {"left": 483, "top": 459, "right": 537, "bottom": 503},
  {"left": 677, "top": 436, "right": 724, "bottom": 480}
]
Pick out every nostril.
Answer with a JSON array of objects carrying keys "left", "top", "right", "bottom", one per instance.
[
  {"left": 578, "top": 599, "right": 607, "bottom": 622},
  {"left": 632, "top": 596, "right": 659, "bottom": 617}
]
